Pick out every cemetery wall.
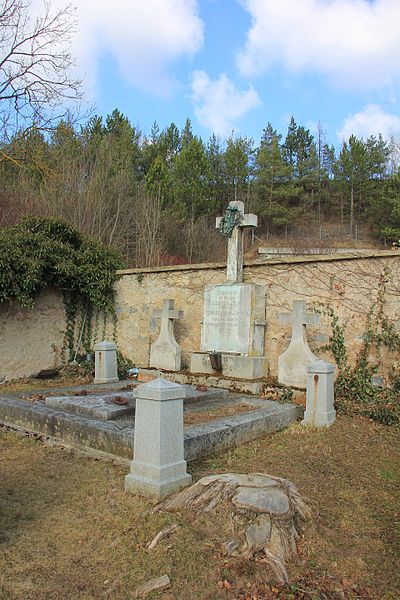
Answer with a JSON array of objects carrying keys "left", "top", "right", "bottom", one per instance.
[
  {"left": 0, "top": 251, "right": 398, "bottom": 380},
  {"left": 115, "top": 252, "right": 399, "bottom": 376},
  {"left": 0, "top": 288, "right": 66, "bottom": 381}
]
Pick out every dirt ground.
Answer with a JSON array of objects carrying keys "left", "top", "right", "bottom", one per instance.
[{"left": 0, "top": 415, "right": 399, "bottom": 600}]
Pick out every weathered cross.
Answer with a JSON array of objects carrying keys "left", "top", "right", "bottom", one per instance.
[
  {"left": 152, "top": 299, "right": 183, "bottom": 340},
  {"left": 216, "top": 200, "right": 257, "bottom": 283},
  {"left": 278, "top": 300, "right": 320, "bottom": 345}
]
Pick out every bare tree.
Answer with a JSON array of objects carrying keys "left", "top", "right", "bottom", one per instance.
[{"left": 0, "top": 0, "right": 82, "bottom": 140}]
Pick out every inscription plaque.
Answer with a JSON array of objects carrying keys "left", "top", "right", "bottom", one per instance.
[{"left": 201, "top": 284, "right": 252, "bottom": 354}]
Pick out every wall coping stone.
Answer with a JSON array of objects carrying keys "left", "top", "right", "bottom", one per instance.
[{"left": 117, "top": 250, "right": 399, "bottom": 277}]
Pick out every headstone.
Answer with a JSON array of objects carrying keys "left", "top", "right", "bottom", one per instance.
[
  {"left": 191, "top": 202, "right": 267, "bottom": 379},
  {"left": 201, "top": 284, "right": 265, "bottom": 355},
  {"left": 301, "top": 360, "right": 336, "bottom": 427},
  {"left": 150, "top": 299, "right": 183, "bottom": 371},
  {"left": 278, "top": 300, "right": 320, "bottom": 388},
  {"left": 125, "top": 378, "right": 192, "bottom": 498},
  {"left": 94, "top": 340, "right": 119, "bottom": 384}
]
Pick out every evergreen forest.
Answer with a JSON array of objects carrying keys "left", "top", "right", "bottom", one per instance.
[{"left": 1, "top": 111, "right": 399, "bottom": 267}]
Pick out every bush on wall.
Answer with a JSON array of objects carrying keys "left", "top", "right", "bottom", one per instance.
[
  {"left": 0, "top": 216, "right": 124, "bottom": 311},
  {"left": 0, "top": 216, "right": 125, "bottom": 362}
]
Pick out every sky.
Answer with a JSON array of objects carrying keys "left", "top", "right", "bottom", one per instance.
[{"left": 47, "top": 0, "right": 400, "bottom": 147}]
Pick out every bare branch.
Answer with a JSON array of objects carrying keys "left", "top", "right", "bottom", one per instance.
[{"left": 0, "top": 0, "right": 82, "bottom": 139}]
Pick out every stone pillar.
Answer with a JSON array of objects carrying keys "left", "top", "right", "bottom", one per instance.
[
  {"left": 125, "top": 378, "right": 192, "bottom": 498},
  {"left": 301, "top": 360, "right": 336, "bottom": 428},
  {"left": 94, "top": 341, "right": 119, "bottom": 384}
]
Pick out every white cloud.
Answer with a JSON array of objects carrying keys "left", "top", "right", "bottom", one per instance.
[
  {"left": 237, "top": 0, "right": 400, "bottom": 89},
  {"left": 338, "top": 104, "right": 400, "bottom": 141},
  {"left": 191, "top": 71, "right": 261, "bottom": 135},
  {"left": 48, "top": 0, "right": 204, "bottom": 97}
]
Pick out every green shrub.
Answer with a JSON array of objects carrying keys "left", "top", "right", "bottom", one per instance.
[{"left": 0, "top": 216, "right": 124, "bottom": 311}]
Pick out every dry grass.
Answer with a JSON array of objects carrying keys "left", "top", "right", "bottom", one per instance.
[
  {"left": 0, "top": 416, "right": 399, "bottom": 600},
  {"left": 183, "top": 403, "right": 259, "bottom": 426},
  {"left": 0, "top": 374, "right": 92, "bottom": 395}
]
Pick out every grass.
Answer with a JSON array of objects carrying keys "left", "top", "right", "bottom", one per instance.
[
  {"left": 183, "top": 403, "right": 259, "bottom": 426},
  {"left": 0, "top": 415, "right": 399, "bottom": 599},
  {"left": 0, "top": 373, "right": 92, "bottom": 395}
]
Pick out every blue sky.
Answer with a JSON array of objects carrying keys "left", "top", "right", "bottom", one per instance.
[{"left": 51, "top": 0, "right": 400, "bottom": 147}]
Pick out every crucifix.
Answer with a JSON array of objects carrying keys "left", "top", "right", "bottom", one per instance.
[{"left": 216, "top": 200, "right": 258, "bottom": 283}]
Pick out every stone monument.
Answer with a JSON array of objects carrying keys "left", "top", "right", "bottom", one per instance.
[
  {"left": 150, "top": 299, "right": 183, "bottom": 371},
  {"left": 278, "top": 300, "right": 320, "bottom": 388},
  {"left": 125, "top": 378, "right": 192, "bottom": 498},
  {"left": 191, "top": 201, "right": 267, "bottom": 379}
]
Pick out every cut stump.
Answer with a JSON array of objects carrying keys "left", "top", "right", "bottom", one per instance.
[{"left": 156, "top": 473, "right": 311, "bottom": 583}]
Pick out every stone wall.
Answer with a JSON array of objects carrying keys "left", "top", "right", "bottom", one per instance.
[
  {"left": 0, "top": 251, "right": 398, "bottom": 380},
  {"left": 0, "top": 288, "right": 66, "bottom": 380},
  {"left": 115, "top": 251, "right": 399, "bottom": 377}
]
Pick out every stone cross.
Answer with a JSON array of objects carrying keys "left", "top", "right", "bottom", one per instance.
[
  {"left": 278, "top": 300, "right": 320, "bottom": 388},
  {"left": 279, "top": 300, "right": 319, "bottom": 343},
  {"left": 216, "top": 200, "right": 257, "bottom": 283},
  {"left": 150, "top": 299, "right": 183, "bottom": 371}
]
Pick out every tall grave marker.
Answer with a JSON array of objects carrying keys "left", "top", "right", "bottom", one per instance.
[{"left": 191, "top": 201, "right": 268, "bottom": 379}]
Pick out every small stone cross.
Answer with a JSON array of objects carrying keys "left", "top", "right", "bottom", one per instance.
[
  {"left": 153, "top": 299, "right": 183, "bottom": 340},
  {"left": 216, "top": 200, "right": 257, "bottom": 283},
  {"left": 277, "top": 300, "right": 321, "bottom": 388},
  {"left": 279, "top": 300, "right": 320, "bottom": 344},
  {"left": 150, "top": 299, "right": 184, "bottom": 371}
]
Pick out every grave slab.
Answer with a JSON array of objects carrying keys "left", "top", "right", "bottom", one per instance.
[
  {"left": 45, "top": 392, "right": 134, "bottom": 420},
  {"left": 200, "top": 283, "right": 266, "bottom": 356},
  {"left": 0, "top": 387, "right": 302, "bottom": 463}
]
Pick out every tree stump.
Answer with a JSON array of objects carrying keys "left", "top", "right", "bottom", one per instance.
[{"left": 156, "top": 473, "right": 311, "bottom": 583}]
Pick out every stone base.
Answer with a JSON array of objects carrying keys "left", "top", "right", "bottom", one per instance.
[
  {"left": 278, "top": 344, "right": 317, "bottom": 389},
  {"left": 125, "top": 469, "right": 192, "bottom": 499},
  {"left": 150, "top": 341, "right": 181, "bottom": 372},
  {"left": 94, "top": 377, "right": 119, "bottom": 384},
  {"left": 301, "top": 408, "right": 336, "bottom": 428},
  {"left": 191, "top": 353, "right": 268, "bottom": 379}
]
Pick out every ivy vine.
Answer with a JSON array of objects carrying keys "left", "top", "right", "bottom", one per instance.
[
  {"left": 317, "top": 267, "right": 400, "bottom": 426},
  {"left": 0, "top": 216, "right": 124, "bottom": 362}
]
